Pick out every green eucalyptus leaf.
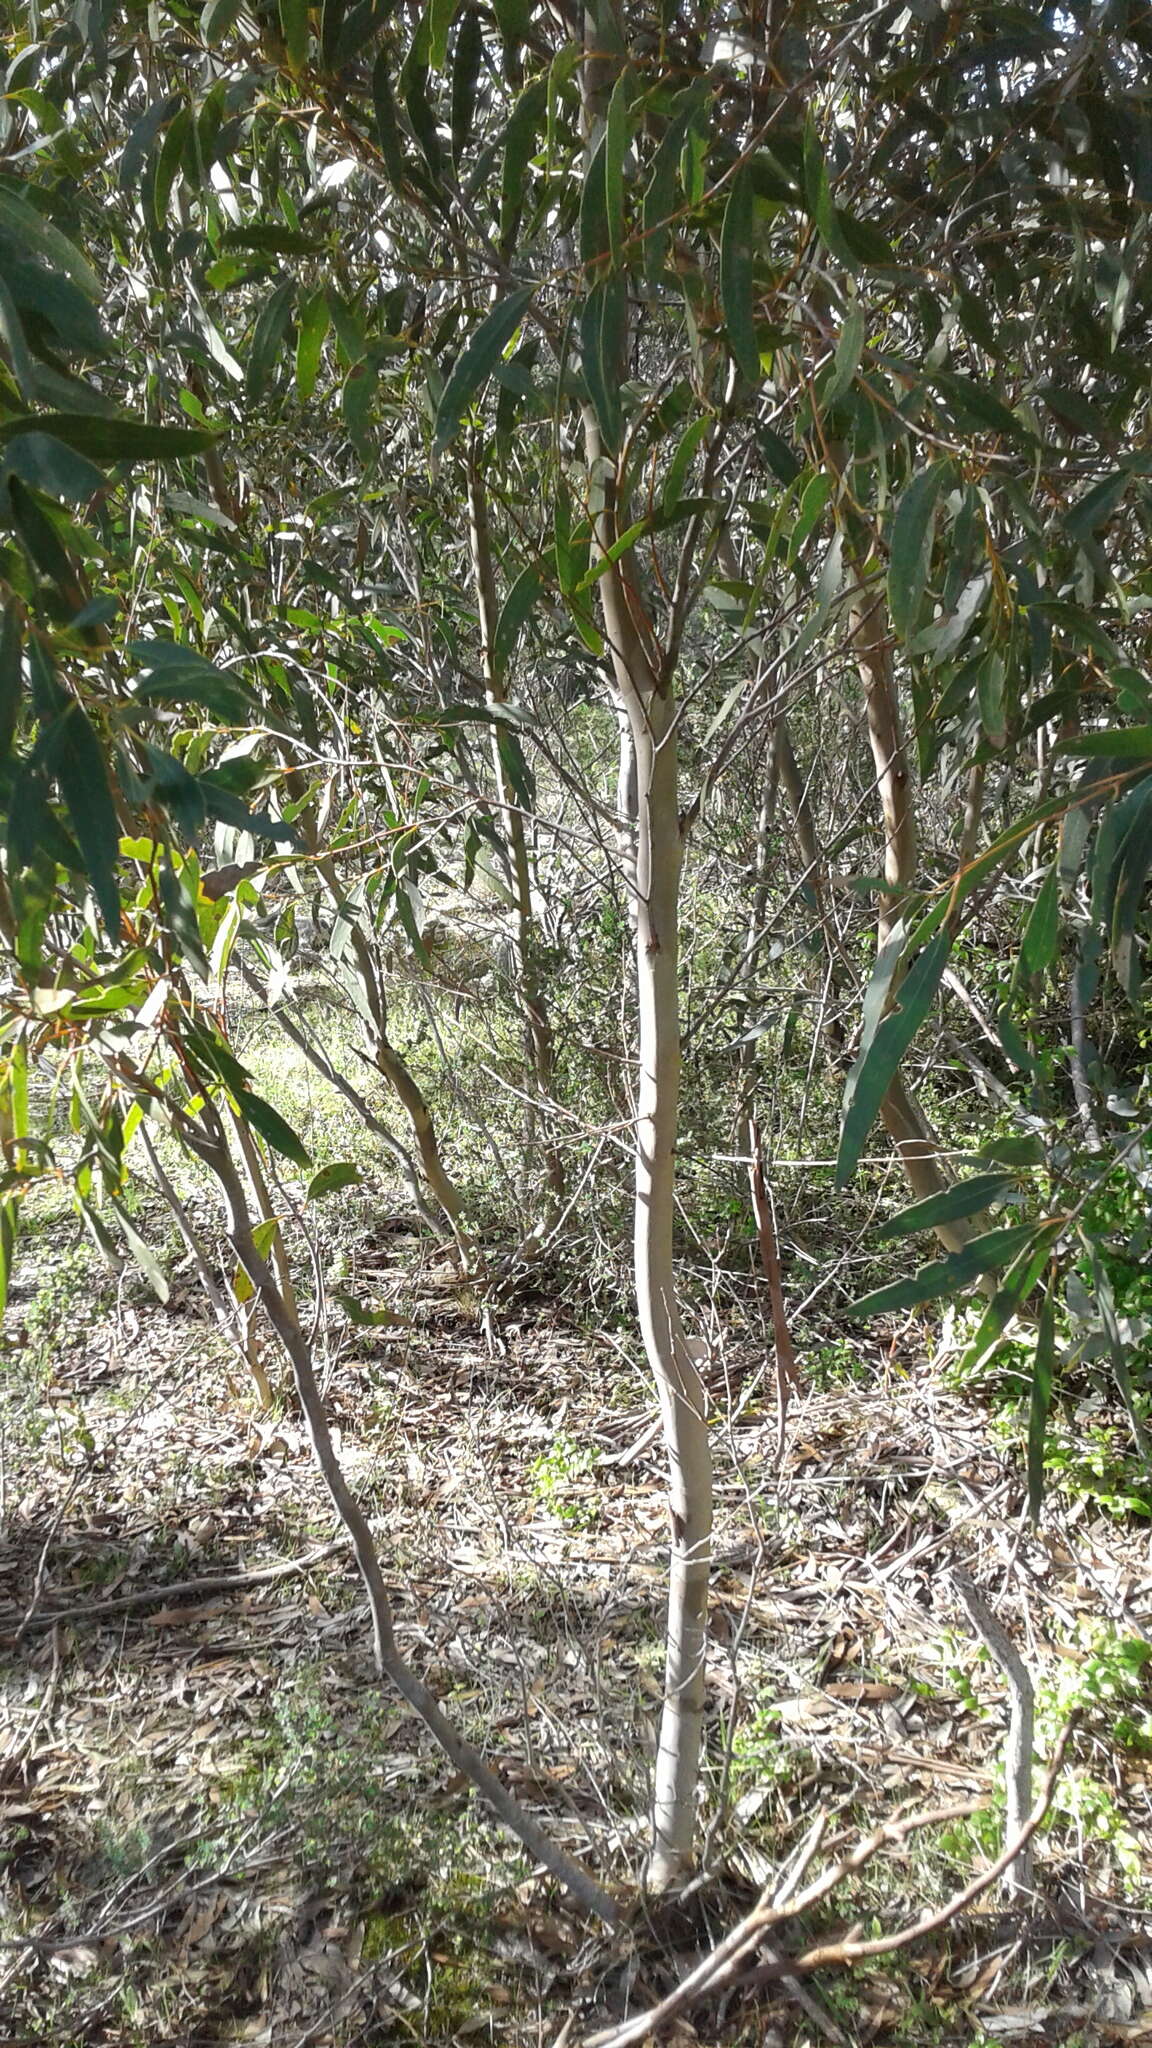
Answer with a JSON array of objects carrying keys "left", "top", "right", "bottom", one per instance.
[
  {"left": 306, "top": 1161, "right": 364, "bottom": 1199},
  {"left": 877, "top": 1172, "right": 1012, "bottom": 1241},
  {"left": 719, "top": 163, "right": 760, "bottom": 385},
  {"left": 46, "top": 702, "right": 121, "bottom": 939},
  {"left": 849, "top": 1220, "right": 1060, "bottom": 1318},
  {"left": 888, "top": 462, "right": 950, "bottom": 639},
  {"left": 836, "top": 931, "right": 951, "bottom": 1188},
  {"left": 433, "top": 285, "right": 534, "bottom": 455}
]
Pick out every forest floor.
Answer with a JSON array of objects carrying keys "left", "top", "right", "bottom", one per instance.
[{"left": 3, "top": 1194, "right": 1152, "bottom": 2047}]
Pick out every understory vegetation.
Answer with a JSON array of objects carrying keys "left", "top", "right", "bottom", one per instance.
[{"left": 3, "top": 0, "right": 1152, "bottom": 2039}]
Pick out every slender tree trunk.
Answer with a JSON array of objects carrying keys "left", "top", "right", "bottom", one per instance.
[
  {"left": 579, "top": 12, "right": 710, "bottom": 1886},
  {"left": 582, "top": 410, "right": 711, "bottom": 1885},
  {"left": 272, "top": 756, "right": 472, "bottom": 1262}
]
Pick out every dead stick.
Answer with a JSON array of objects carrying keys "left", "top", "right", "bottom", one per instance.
[
  {"left": 582, "top": 1721, "right": 1075, "bottom": 2048},
  {"left": 1, "top": 1543, "right": 345, "bottom": 1634},
  {"left": 951, "top": 1567, "right": 1035, "bottom": 1899},
  {"left": 748, "top": 1115, "right": 798, "bottom": 1459}
]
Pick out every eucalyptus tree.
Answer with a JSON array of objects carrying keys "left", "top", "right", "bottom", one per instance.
[{"left": 5, "top": 0, "right": 1152, "bottom": 1904}]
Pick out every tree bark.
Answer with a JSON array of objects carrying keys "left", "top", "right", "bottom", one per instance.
[{"left": 582, "top": 409, "right": 711, "bottom": 1886}]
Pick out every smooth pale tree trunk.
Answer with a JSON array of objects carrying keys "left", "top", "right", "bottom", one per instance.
[
  {"left": 579, "top": 8, "right": 710, "bottom": 1888},
  {"left": 582, "top": 406, "right": 712, "bottom": 1886}
]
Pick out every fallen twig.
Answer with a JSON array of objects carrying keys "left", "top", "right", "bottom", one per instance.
[
  {"left": 581, "top": 1719, "right": 1076, "bottom": 2048},
  {"left": 952, "top": 1566, "right": 1035, "bottom": 1899},
  {"left": 748, "top": 1115, "right": 799, "bottom": 1462},
  {"left": 0, "top": 1541, "right": 346, "bottom": 1635}
]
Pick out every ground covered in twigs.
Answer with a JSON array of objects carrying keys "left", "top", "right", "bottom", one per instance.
[{"left": 3, "top": 1204, "right": 1152, "bottom": 2047}]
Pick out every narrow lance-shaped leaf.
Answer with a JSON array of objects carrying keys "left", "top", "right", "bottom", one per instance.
[
  {"left": 836, "top": 930, "right": 951, "bottom": 1187},
  {"left": 580, "top": 276, "right": 626, "bottom": 453},
  {"left": 0, "top": 601, "right": 23, "bottom": 766},
  {"left": 579, "top": 133, "right": 610, "bottom": 275},
  {"left": 49, "top": 703, "right": 122, "bottom": 940},
  {"left": 372, "top": 50, "right": 410, "bottom": 190},
  {"left": 848, "top": 1219, "right": 1062, "bottom": 1319},
  {"left": 888, "top": 462, "right": 950, "bottom": 639},
  {"left": 1017, "top": 862, "right": 1061, "bottom": 980},
  {"left": 306, "top": 1161, "right": 363, "bottom": 1200},
  {"left": 876, "top": 1172, "right": 1013, "bottom": 1241},
  {"left": 280, "top": 0, "right": 309, "bottom": 73},
  {"left": 432, "top": 286, "right": 534, "bottom": 456},
  {"left": 0, "top": 413, "right": 220, "bottom": 460},
  {"left": 719, "top": 163, "right": 759, "bottom": 385},
  {"left": 451, "top": 9, "right": 484, "bottom": 164},
  {"left": 493, "top": 564, "right": 544, "bottom": 679},
  {"left": 235, "top": 1085, "right": 311, "bottom": 1169},
  {"left": 603, "top": 69, "right": 630, "bottom": 270},
  {"left": 1027, "top": 1275, "right": 1056, "bottom": 1522},
  {"left": 956, "top": 1230, "right": 1055, "bottom": 1383},
  {"left": 1090, "top": 1241, "right": 1152, "bottom": 1462}
]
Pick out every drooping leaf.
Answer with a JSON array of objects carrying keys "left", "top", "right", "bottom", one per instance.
[
  {"left": 1088, "top": 1242, "right": 1152, "bottom": 1463},
  {"left": 493, "top": 563, "right": 544, "bottom": 678},
  {"left": 432, "top": 285, "right": 535, "bottom": 455},
  {"left": 332, "top": 1288, "right": 407, "bottom": 1327},
  {"left": 451, "top": 8, "right": 484, "bottom": 163},
  {"left": 1027, "top": 1275, "right": 1056, "bottom": 1521},
  {"left": 580, "top": 132, "right": 610, "bottom": 275},
  {"left": 719, "top": 163, "right": 760, "bottom": 385},
  {"left": 603, "top": 69, "right": 631, "bottom": 271},
  {"left": 0, "top": 190, "right": 101, "bottom": 299},
  {"left": 1056, "top": 725, "right": 1152, "bottom": 760},
  {"left": 0, "top": 413, "right": 220, "bottom": 461},
  {"left": 823, "top": 304, "right": 865, "bottom": 409},
  {"left": 836, "top": 930, "right": 951, "bottom": 1188},
  {"left": 888, "top": 462, "right": 950, "bottom": 639},
  {"left": 280, "top": 0, "right": 310, "bottom": 72},
  {"left": 1017, "top": 863, "right": 1061, "bottom": 979},
  {"left": 372, "top": 50, "right": 411, "bottom": 189},
  {"left": 0, "top": 601, "right": 23, "bottom": 766},
  {"left": 641, "top": 93, "right": 700, "bottom": 284},
  {"left": 580, "top": 275, "right": 626, "bottom": 452},
  {"left": 128, "top": 640, "right": 254, "bottom": 721},
  {"left": 848, "top": 1220, "right": 1061, "bottom": 1318},
  {"left": 246, "top": 279, "right": 295, "bottom": 403},
  {"left": 306, "top": 1161, "right": 364, "bottom": 1200},
  {"left": 876, "top": 1172, "right": 1013, "bottom": 1241},
  {"left": 2, "top": 431, "right": 105, "bottom": 506},
  {"left": 48, "top": 702, "right": 121, "bottom": 939},
  {"left": 500, "top": 78, "right": 547, "bottom": 253},
  {"left": 111, "top": 1198, "right": 170, "bottom": 1303},
  {"left": 295, "top": 291, "right": 330, "bottom": 404},
  {"left": 235, "top": 1086, "right": 311, "bottom": 1167},
  {"left": 956, "top": 1232, "right": 1055, "bottom": 1382}
]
